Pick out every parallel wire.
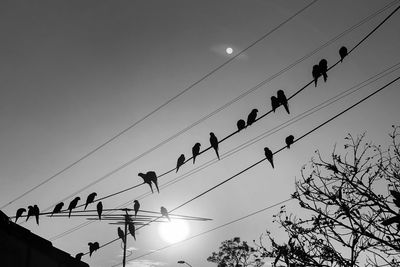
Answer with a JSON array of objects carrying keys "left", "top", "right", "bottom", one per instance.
[
  {"left": 40, "top": 0, "right": 400, "bottom": 215},
  {"left": 0, "top": 0, "right": 319, "bottom": 210},
  {"left": 82, "top": 75, "right": 400, "bottom": 258},
  {"left": 48, "top": 62, "right": 400, "bottom": 242}
]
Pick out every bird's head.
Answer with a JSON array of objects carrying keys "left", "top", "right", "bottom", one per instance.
[
  {"left": 138, "top": 173, "right": 144, "bottom": 177},
  {"left": 253, "top": 109, "right": 258, "bottom": 113}
]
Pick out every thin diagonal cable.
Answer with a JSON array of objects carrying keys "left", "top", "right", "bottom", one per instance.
[
  {"left": 48, "top": 62, "right": 400, "bottom": 241},
  {"left": 0, "top": 0, "right": 319, "bottom": 210},
  {"left": 42, "top": 0, "right": 400, "bottom": 214},
  {"left": 81, "top": 75, "right": 400, "bottom": 258}
]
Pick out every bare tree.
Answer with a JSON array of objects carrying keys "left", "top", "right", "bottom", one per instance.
[
  {"left": 207, "top": 237, "right": 264, "bottom": 267},
  {"left": 255, "top": 126, "right": 400, "bottom": 267}
]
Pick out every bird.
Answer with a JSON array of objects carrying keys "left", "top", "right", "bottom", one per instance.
[
  {"left": 97, "top": 201, "right": 103, "bottom": 220},
  {"left": 88, "top": 242, "right": 99, "bottom": 257},
  {"left": 138, "top": 172, "right": 154, "bottom": 193},
  {"left": 160, "top": 206, "right": 170, "bottom": 221},
  {"left": 68, "top": 197, "right": 80, "bottom": 218},
  {"left": 133, "top": 200, "right": 140, "bottom": 217},
  {"left": 51, "top": 202, "right": 64, "bottom": 217},
  {"left": 277, "top": 90, "right": 290, "bottom": 114},
  {"left": 15, "top": 208, "right": 26, "bottom": 223},
  {"left": 128, "top": 220, "right": 136, "bottom": 240},
  {"left": 285, "top": 135, "right": 295, "bottom": 149},
  {"left": 192, "top": 143, "right": 201, "bottom": 164},
  {"left": 176, "top": 154, "right": 186, "bottom": 173},
  {"left": 390, "top": 190, "right": 400, "bottom": 208},
  {"left": 264, "top": 147, "right": 274, "bottom": 168},
  {"left": 84, "top": 192, "right": 97, "bottom": 210},
  {"left": 312, "top": 64, "right": 321, "bottom": 87},
  {"left": 33, "top": 205, "right": 40, "bottom": 225},
  {"left": 118, "top": 227, "right": 125, "bottom": 244},
  {"left": 271, "top": 96, "right": 280, "bottom": 112},
  {"left": 339, "top": 46, "right": 348, "bottom": 62},
  {"left": 382, "top": 214, "right": 400, "bottom": 226},
  {"left": 246, "top": 109, "right": 258, "bottom": 126},
  {"left": 75, "top": 253, "right": 84, "bottom": 261},
  {"left": 26, "top": 206, "right": 34, "bottom": 222},
  {"left": 237, "top": 119, "right": 246, "bottom": 131},
  {"left": 319, "top": 59, "right": 328, "bottom": 82},
  {"left": 209, "top": 132, "right": 220, "bottom": 160}
]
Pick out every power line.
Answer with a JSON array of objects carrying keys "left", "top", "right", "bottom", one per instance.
[
  {"left": 48, "top": 62, "right": 400, "bottom": 242},
  {"left": 0, "top": 0, "right": 319, "bottom": 210},
  {"left": 40, "top": 0, "right": 400, "bottom": 215},
  {"left": 81, "top": 75, "right": 400, "bottom": 258}
]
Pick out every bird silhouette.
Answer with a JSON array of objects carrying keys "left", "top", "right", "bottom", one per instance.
[
  {"left": 33, "top": 205, "right": 40, "bottom": 225},
  {"left": 176, "top": 154, "right": 185, "bottom": 173},
  {"left": 51, "top": 202, "right": 64, "bottom": 217},
  {"left": 237, "top": 119, "right": 246, "bottom": 131},
  {"left": 339, "top": 46, "right": 348, "bottom": 62},
  {"left": 138, "top": 172, "right": 154, "bottom": 193},
  {"left": 160, "top": 206, "right": 170, "bottom": 221},
  {"left": 88, "top": 242, "right": 99, "bottom": 257},
  {"left": 264, "top": 147, "right": 274, "bottom": 168},
  {"left": 128, "top": 220, "right": 136, "bottom": 240},
  {"left": 68, "top": 197, "right": 80, "bottom": 218},
  {"left": 118, "top": 227, "right": 125, "bottom": 244},
  {"left": 26, "top": 206, "right": 34, "bottom": 222},
  {"left": 209, "top": 132, "right": 220, "bottom": 160},
  {"left": 312, "top": 65, "right": 321, "bottom": 87},
  {"left": 84, "top": 192, "right": 97, "bottom": 210},
  {"left": 271, "top": 96, "right": 280, "bottom": 112},
  {"left": 147, "top": 171, "right": 159, "bottom": 193},
  {"left": 95, "top": 201, "right": 102, "bottom": 220},
  {"left": 319, "top": 59, "right": 328, "bottom": 82},
  {"left": 390, "top": 190, "right": 400, "bottom": 208},
  {"left": 285, "top": 135, "right": 295, "bottom": 149},
  {"left": 15, "top": 208, "right": 26, "bottom": 223},
  {"left": 247, "top": 109, "right": 258, "bottom": 126},
  {"left": 75, "top": 253, "right": 84, "bottom": 261},
  {"left": 192, "top": 143, "right": 201, "bottom": 164},
  {"left": 133, "top": 200, "right": 140, "bottom": 217},
  {"left": 277, "top": 90, "right": 290, "bottom": 114}
]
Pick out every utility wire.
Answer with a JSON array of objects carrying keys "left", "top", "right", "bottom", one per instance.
[
  {"left": 0, "top": 0, "right": 319, "bottom": 210},
  {"left": 81, "top": 75, "right": 400, "bottom": 258},
  {"left": 40, "top": 0, "right": 400, "bottom": 215},
  {"left": 48, "top": 62, "right": 400, "bottom": 242}
]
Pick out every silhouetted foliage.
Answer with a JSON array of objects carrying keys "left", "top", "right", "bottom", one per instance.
[
  {"left": 255, "top": 126, "right": 400, "bottom": 267},
  {"left": 207, "top": 237, "right": 264, "bottom": 267}
]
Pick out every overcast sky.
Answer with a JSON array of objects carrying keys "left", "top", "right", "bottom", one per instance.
[{"left": 1, "top": 1, "right": 400, "bottom": 266}]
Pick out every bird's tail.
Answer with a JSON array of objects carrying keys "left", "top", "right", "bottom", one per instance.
[{"left": 216, "top": 150, "right": 220, "bottom": 160}]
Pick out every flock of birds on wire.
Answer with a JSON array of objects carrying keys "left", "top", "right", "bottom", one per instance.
[{"left": 11, "top": 45, "right": 350, "bottom": 259}]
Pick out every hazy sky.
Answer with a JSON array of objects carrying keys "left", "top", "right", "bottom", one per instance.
[{"left": 1, "top": 1, "right": 400, "bottom": 266}]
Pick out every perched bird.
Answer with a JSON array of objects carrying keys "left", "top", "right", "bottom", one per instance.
[
  {"left": 319, "top": 59, "right": 328, "bottom": 82},
  {"left": 97, "top": 201, "right": 103, "bottom": 220},
  {"left": 236, "top": 119, "right": 246, "bottom": 131},
  {"left": 75, "top": 253, "right": 84, "bottom": 261},
  {"left": 209, "top": 132, "right": 220, "bottom": 160},
  {"left": 128, "top": 220, "right": 136, "bottom": 240},
  {"left": 26, "top": 206, "right": 34, "bottom": 222},
  {"left": 133, "top": 200, "right": 140, "bottom": 217},
  {"left": 147, "top": 171, "right": 159, "bottom": 193},
  {"left": 339, "top": 46, "right": 348, "bottom": 62},
  {"left": 192, "top": 143, "right": 201, "bottom": 164},
  {"left": 271, "top": 96, "right": 280, "bottom": 112},
  {"left": 312, "top": 65, "right": 321, "bottom": 87},
  {"left": 160, "top": 206, "right": 170, "bottom": 221},
  {"left": 382, "top": 214, "right": 400, "bottom": 226},
  {"left": 84, "top": 192, "right": 97, "bottom": 210},
  {"left": 390, "top": 190, "right": 400, "bottom": 208},
  {"left": 15, "top": 208, "right": 26, "bottom": 223},
  {"left": 264, "top": 147, "right": 274, "bottom": 168},
  {"left": 118, "top": 227, "right": 125, "bottom": 244},
  {"left": 51, "top": 202, "right": 64, "bottom": 217},
  {"left": 277, "top": 90, "right": 290, "bottom": 114},
  {"left": 33, "top": 205, "right": 40, "bottom": 225},
  {"left": 176, "top": 154, "right": 185, "bottom": 173},
  {"left": 88, "top": 242, "right": 99, "bottom": 257},
  {"left": 285, "top": 135, "right": 295, "bottom": 149},
  {"left": 68, "top": 197, "right": 80, "bottom": 218},
  {"left": 138, "top": 172, "right": 154, "bottom": 193},
  {"left": 246, "top": 109, "right": 258, "bottom": 126}
]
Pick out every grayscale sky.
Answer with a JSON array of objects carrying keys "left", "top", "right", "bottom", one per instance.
[{"left": 1, "top": 1, "right": 399, "bottom": 266}]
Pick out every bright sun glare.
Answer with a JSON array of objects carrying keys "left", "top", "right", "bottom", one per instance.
[{"left": 158, "top": 220, "right": 190, "bottom": 244}]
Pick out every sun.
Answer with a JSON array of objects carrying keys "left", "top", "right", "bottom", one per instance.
[
  {"left": 158, "top": 220, "right": 190, "bottom": 244},
  {"left": 226, "top": 47, "right": 233, "bottom": 54}
]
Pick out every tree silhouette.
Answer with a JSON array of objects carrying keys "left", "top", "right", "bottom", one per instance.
[
  {"left": 255, "top": 126, "right": 400, "bottom": 267},
  {"left": 207, "top": 237, "right": 264, "bottom": 267}
]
